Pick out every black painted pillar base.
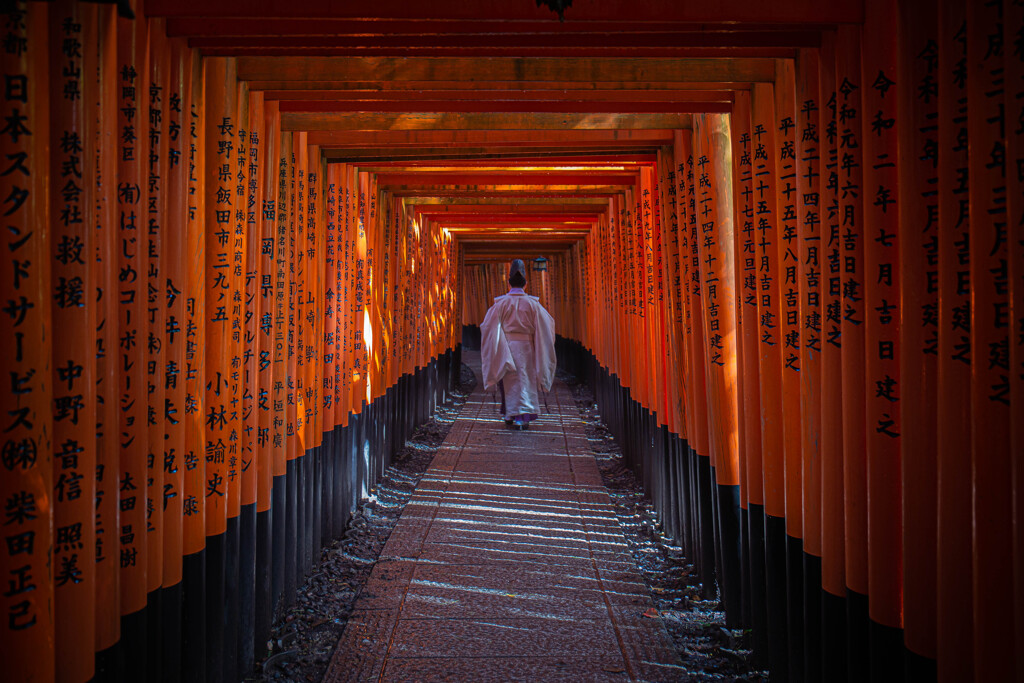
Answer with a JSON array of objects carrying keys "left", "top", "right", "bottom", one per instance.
[
  {"left": 803, "top": 552, "right": 823, "bottom": 682},
  {"left": 205, "top": 531, "right": 226, "bottom": 683},
  {"left": 739, "top": 505, "right": 752, "bottom": 628},
  {"left": 223, "top": 515, "right": 240, "bottom": 683},
  {"left": 121, "top": 605, "right": 147, "bottom": 679},
  {"left": 904, "top": 647, "right": 937, "bottom": 683},
  {"left": 255, "top": 505, "right": 273, "bottom": 663},
  {"left": 182, "top": 548, "right": 207, "bottom": 683},
  {"left": 146, "top": 588, "right": 161, "bottom": 681},
  {"left": 696, "top": 451, "right": 716, "bottom": 600},
  {"left": 747, "top": 504, "right": 769, "bottom": 667},
  {"left": 715, "top": 483, "right": 743, "bottom": 627},
  {"left": 159, "top": 582, "right": 182, "bottom": 683},
  {"left": 239, "top": 502, "right": 258, "bottom": 677},
  {"left": 94, "top": 640, "right": 120, "bottom": 683},
  {"left": 786, "top": 534, "right": 806, "bottom": 682},
  {"left": 765, "top": 513, "right": 790, "bottom": 680},
  {"left": 270, "top": 474, "right": 287, "bottom": 615},
  {"left": 284, "top": 457, "right": 298, "bottom": 608},
  {"left": 869, "top": 618, "right": 905, "bottom": 683},
  {"left": 822, "top": 588, "right": 847, "bottom": 682},
  {"left": 847, "top": 589, "right": 870, "bottom": 682}
]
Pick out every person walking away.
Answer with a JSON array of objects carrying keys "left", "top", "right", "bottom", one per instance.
[{"left": 479, "top": 259, "right": 557, "bottom": 430}]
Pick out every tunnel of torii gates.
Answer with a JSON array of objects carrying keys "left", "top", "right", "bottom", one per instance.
[{"left": 0, "top": 0, "right": 1022, "bottom": 681}]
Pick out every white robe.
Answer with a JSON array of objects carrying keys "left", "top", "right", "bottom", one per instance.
[{"left": 480, "top": 289, "right": 556, "bottom": 420}]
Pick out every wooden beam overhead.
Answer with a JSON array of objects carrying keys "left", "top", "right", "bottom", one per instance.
[
  {"left": 392, "top": 189, "right": 619, "bottom": 198},
  {"left": 282, "top": 112, "right": 694, "bottom": 132},
  {"left": 275, "top": 99, "right": 730, "bottom": 114},
  {"left": 166, "top": 19, "right": 838, "bottom": 38},
  {"left": 409, "top": 198, "right": 610, "bottom": 207},
  {"left": 310, "top": 128, "right": 676, "bottom": 148},
  {"left": 322, "top": 147, "right": 662, "bottom": 162},
  {"left": 373, "top": 171, "right": 638, "bottom": 186},
  {"left": 149, "top": 0, "right": 863, "bottom": 24},
  {"left": 202, "top": 47, "right": 799, "bottom": 59},
  {"left": 238, "top": 56, "right": 775, "bottom": 85},
  {"left": 256, "top": 81, "right": 753, "bottom": 93}
]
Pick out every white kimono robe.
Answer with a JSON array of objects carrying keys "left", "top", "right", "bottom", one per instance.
[{"left": 480, "top": 288, "right": 557, "bottom": 421}]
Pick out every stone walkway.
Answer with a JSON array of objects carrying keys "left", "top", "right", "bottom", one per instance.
[{"left": 324, "top": 353, "right": 682, "bottom": 682}]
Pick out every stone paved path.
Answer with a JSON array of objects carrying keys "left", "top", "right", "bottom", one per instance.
[{"left": 324, "top": 353, "right": 682, "bottom": 682}]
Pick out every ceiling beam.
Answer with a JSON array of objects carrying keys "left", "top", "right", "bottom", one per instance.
[
  {"left": 275, "top": 99, "right": 730, "bottom": 114},
  {"left": 238, "top": 56, "right": 775, "bottom": 85},
  {"left": 149, "top": 0, "right": 863, "bottom": 24},
  {"left": 282, "top": 112, "right": 693, "bottom": 131},
  {"left": 310, "top": 128, "right": 676, "bottom": 148}
]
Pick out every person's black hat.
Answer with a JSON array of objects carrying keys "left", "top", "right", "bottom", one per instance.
[{"left": 508, "top": 259, "right": 527, "bottom": 287}]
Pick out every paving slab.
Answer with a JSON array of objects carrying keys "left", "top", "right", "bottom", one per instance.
[{"left": 324, "top": 351, "right": 681, "bottom": 682}]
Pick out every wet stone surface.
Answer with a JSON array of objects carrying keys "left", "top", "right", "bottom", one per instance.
[
  {"left": 563, "top": 371, "right": 768, "bottom": 683},
  {"left": 248, "top": 365, "right": 477, "bottom": 683},
  {"left": 251, "top": 360, "right": 768, "bottom": 682}
]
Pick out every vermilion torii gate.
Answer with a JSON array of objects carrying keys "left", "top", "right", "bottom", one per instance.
[{"left": 0, "top": 0, "right": 1021, "bottom": 681}]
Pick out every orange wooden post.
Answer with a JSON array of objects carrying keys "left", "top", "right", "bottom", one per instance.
[
  {"left": 324, "top": 165, "right": 339, "bottom": 434},
  {"left": 294, "top": 131, "right": 312, "bottom": 578},
  {"left": 685, "top": 138, "right": 718, "bottom": 598},
  {"left": 1006, "top": 0, "right": 1024, "bottom": 675},
  {"left": 696, "top": 114, "right": 742, "bottom": 620},
  {"left": 117, "top": 3, "right": 151, "bottom": 642},
  {"left": 201, "top": 56, "right": 238, "bottom": 676},
  {"left": 640, "top": 167, "right": 662, "bottom": 430},
  {"left": 860, "top": 0, "right": 904, "bottom": 670},
  {"left": 163, "top": 32, "right": 191, "bottom": 597},
  {"left": 730, "top": 92, "right": 767, "bottom": 646},
  {"left": 335, "top": 164, "right": 350, "bottom": 428},
  {"left": 240, "top": 87, "right": 264, "bottom": 671},
  {"left": 353, "top": 168, "right": 369, "bottom": 419},
  {"left": 257, "top": 99, "right": 278, "bottom": 516},
  {"left": 229, "top": 82, "right": 248, "bottom": 525},
  {"left": 254, "top": 97, "right": 279, "bottom": 645},
  {"left": 967, "top": 1, "right": 1015, "bottom": 679},
  {"left": 182, "top": 46, "right": 205, "bottom": 544},
  {"left": 795, "top": 45, "right": 824, "bottom": 677},
  {"left": 1, "top": 4, "right": 54, "bottom": 681},
  {"left": 244, "top": 90, "right": 264, "bottom": 521},
  {"left": 897, "top": 0, "right": 939, "bottom": 673},
  {"left": 835, "top": 27, "right": 869, "bottom": 672},
  {"left": 772, "top": 57, "right": 807, "bottom": 676},
  {"left": 272, "top": 127, "right": 287, "bottom": 482},
  {"left": 92, "top": 1, "right": 122, "bottom": 656},
  {"left": 48, "top": 3, "right": 96, "bottom": 680},
  {"left": 673, "top": 136, "right": 699, "bottom": 562},
  {"left": 368, "top": 172, "right": 383, "bottom": 408},
  {"left": 817, "top": 33, "right": 848, "bottom": 677},
  {"left": 158, "top": 34, "right": 190, "bottom": 679},
  {"left": 751, "top": 80, "right": 789, "bottom": 677},
  {"left": 618, "top": 192, "right": 633, "bottom": 394},
  {"left": 659, "top": 144, "right": 686, "bottom": 502},
  {"left": 203, "top": 55, "right": 235, "bottom": 545},
  {"left": 936, "top": 2, "right": 974, "bottom": 673},
  {"left": 653, "top": 163, "right": 670, "bottom": 438},
  {"left": 307, "top": 144, "right": 321, "bottom": 449},
  {"left": 311, "top": 147, "right": 324, "bottom": 449},
  {"left": 268, "top": 123, "right": 288, "bottom": 614},
  {"left": 146, "top": 17, "right": 169, "bottom": 603},
  {"left": 280, "top": 128, "right": 300, "bottom": 600},
  {"left": 296, "top": 131, "right": 307, "bottom": 456},
  {"left": 181, "top": 43, "right": 207, "bottom": 682}
]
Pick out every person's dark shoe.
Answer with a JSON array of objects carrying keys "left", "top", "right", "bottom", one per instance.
[
  {"left": 504, "top": 419, "right": 515, "bottom": 429},
  {"left": 512, "top": 418, "right": 529, "bottom": 431}
]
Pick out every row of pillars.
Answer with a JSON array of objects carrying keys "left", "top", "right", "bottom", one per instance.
[
  {"left": 461, "top": 1, "right": 1024, "bottom": 680},
  {"left": 0, "top": 2, "right": 461, "bottom": 681}
]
